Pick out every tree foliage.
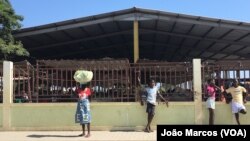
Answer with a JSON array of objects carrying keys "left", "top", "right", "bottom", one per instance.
[{"left": 0, "top": 0, "right": 29, "bottom": 60}]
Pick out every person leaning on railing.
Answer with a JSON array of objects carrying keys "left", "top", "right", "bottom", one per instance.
[{"left": 205, "top": 79, "right": 221, "bottom": 125}]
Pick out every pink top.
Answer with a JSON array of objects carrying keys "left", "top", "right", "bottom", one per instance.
[{"left": 206, "top": 85, "right": 216, "bottom": 99}]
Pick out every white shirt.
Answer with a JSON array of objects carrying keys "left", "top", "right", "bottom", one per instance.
[{"left": 145, "top": 83, "right": 161, "bottom": 105}]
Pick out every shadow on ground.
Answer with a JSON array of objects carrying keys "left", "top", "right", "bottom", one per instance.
[
  {"left": 27, "top": 134, "right": 80, "bottom": 138},
  {"left": 110, "top": 129, "right": 153, "bottom": 133}
]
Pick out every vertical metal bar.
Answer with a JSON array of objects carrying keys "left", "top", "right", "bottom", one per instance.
[
  {"left": 65, "top": 68, "right": 68, "bottom": 95},
  {"left": 111, "top": 65, "right": 114, "bottom": 101},
  {"left": 18, "top": 68, "right": 20, "bottom": 97},
  {"left": 143, "top": 66, "right": 146, "bottom": 86},
  {"left": 185, "top": 65, "right": 187, "bottom": 90},
  {"left": 27, "top": 63, "right": 31, "bottom": 102},
  {"left": 56, "top": 68, "right": 58, "bottom": 95},
  {"left": 126, "top": 67, "right": 129, "bottom": 102},
  {"left": 32, "top": 66, "right": 35, "bottom": 102},
  {"left": 60, "top": 68, "right": 63, "bottom": 102},
  {"left": 154, "top": 66, "right": 156, "bottom": 82},
  {"left": 175, "top": 68, "right": 177, "bottom": 86},
  {"left": 169, "top": 67, "right": 172, "bottom": 86},
  {"left": 61, "top": 68, "right": 63, "bottom": 95},
  {"left": 117, "top": 64, "right": 122, "bottom": 102},
  {"left": 36, "top": 62, "right": 39, "bottom": 103},
  {"left": 93, "top": 68, "right": 96, "bottom": 99},
  {"left": 123, "top": 68, "right": 126, "bottom": 102},
  {"left": 70, "top": 69, "right": 73, "bottom": 95},
  {"left": 98, "top": 66, "right": 101, "bottom": 100},
  {"left": 159, "top": 66, "right": 162, "bottom": 83},
  {"left": 103, "top": 64, "right": 105, "bottom": 100},
  {"left": 46, "top": 68, "right": 49, "bottom": 96},
  {"left": 13, "top": 66, "right": 16, "bottom": 102},
  {"left": 117, "top": 69, "right": 119, "bottom": 101},
  {"left": 107, "top": 63, "right": 110, "bottom": 101}
]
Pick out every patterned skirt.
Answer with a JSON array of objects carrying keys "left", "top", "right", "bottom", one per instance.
[{"left": 75, "top": 98, "right": 91, "bottom": 124}]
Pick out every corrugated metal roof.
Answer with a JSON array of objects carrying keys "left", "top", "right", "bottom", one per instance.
[{"left": 13, "top": 7, "right": 250, "bottom": 62}]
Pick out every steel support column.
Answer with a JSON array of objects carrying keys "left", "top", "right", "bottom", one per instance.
[{"left": 133, "top": 20, "right": 139, "bottom": 63}]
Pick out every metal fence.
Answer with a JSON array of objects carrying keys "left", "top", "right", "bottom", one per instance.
[
  {"left": 32, "top": 59, "right": 131, "bottom": 103},
  {"left": 19, "top": 59, "right": 194, "bottom": 103},
  {"left": 0, "top": 61, "right": 35, "bottom": 103},
  {"left": 202, "top": 60, "right": 250, "bottom": 101},
  {"left": 130, "top": 61, "right": 193, "bottom": 102},
  {"left": 1, "top": 59, "right": 250, "bottom": 103},
  {"left": 13, "top": 61, "right": 35, "bottom": 103}
]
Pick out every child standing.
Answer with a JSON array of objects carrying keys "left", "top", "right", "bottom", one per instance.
[{"left": 138, "top": 78, "right": 168, "bottom": 133}]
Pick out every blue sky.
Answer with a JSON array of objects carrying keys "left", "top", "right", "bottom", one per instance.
[{"left": 10, "top": 0, "right": 250, "bottom": 28}]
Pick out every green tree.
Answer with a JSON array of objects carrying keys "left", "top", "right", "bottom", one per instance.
[{"left": 0, "top": 0, "right": 29, "bottom": 60}]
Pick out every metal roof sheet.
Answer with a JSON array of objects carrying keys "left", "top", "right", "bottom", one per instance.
[{"left": 13, "top": 7, "right": 250, "bottom": 63}]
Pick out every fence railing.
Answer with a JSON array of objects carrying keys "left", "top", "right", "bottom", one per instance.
[
  {"left": 1, "top": 59, "right": 250, "bottom": 103},
  {"left": 11, "top": 60, "right": 195, "bottom": 103},
  {"left": 130, "top": 62, "right": 193, "bottom": 102},
  {"left": 202, "top": 60, "right": 250, "bottom": 101}
]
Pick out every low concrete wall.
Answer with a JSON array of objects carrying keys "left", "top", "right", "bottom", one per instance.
[
  {"left": 4, "top": 102, "right": 194, "bottom": 131},
  {"left": 1, "top": 102, "right": 249, "bottom": 131},
  {"left": 202, "top": 102, "right": 250, "bottom": 125},
  {"left": 0, "top": 105, "right": 2, "bottom": 127}
]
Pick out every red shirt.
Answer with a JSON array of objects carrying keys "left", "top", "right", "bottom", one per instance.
[{"left": 77, "top": 88, "right": 92, "bottom": 99}]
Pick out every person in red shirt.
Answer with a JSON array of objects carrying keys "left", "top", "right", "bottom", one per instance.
[{"left": 75, "top": 83, "right": 92, "bottom": 138}]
